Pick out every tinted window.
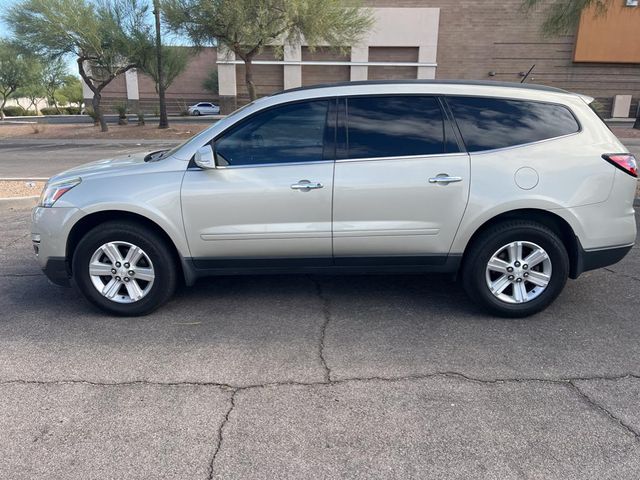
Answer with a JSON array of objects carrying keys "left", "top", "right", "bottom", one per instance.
[
  {"left": 346, "top": 96, "right": 449, "bottom": 158},
  {"left": 447, "top": 97, "right": 580, "bottom": 152},
  {"left": 215, "top": 100, "right": 329, "bottom": 166}
]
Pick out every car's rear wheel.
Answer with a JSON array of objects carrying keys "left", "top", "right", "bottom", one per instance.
[
  {"left": 72, "top": 221, "right": 177, "bottom": 316},
  {"left": 462, "top": 220, "right": 569, "bottom": 317}
]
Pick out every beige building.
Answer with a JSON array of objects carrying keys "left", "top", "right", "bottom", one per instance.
[{"left": 97, "top": 0, "right": 640, "bottom": 117}]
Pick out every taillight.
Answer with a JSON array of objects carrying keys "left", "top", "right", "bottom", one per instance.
[{"left": 602, "top": 153, "right": 638, "bottom": 178}]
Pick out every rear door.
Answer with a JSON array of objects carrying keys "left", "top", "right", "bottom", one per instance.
[{"left": 332, "top": 95, "right": 470, "bottom": 264}]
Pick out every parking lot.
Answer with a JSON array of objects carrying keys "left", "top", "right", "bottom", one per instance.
[{"left": 1, "top": 139, "right": 639, "bottom": 479}]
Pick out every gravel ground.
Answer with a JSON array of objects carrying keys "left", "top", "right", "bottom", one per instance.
[{"left": 0, "top": 181, "right": 45, "bottom": 198}]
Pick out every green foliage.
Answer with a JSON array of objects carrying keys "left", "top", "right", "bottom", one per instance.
[
  {"left": 1, "top": 106, "right": 28, "bottom": 116},
  {"left": 139, "top": 45, "right": 190, "bottom": 93},
  {"left": 202, "top": 68, "right": 219, "bottom": 95},
  {"left": 40, "top": 107, "right": 63, "bottom": 115},
  {"left": 161, "top": 0, "right": 373, "bottom": 99},
  {"left": 113, "top": 101, "right": 129, "bottom": 117},
  {"left": 522, "top": 0, "right": 608, "bottom": 35},
  {"left": 65, "top": 106, "right": 81, "bottom": 114},
  {"left": 5, "top": 0, "right": 152, "bottom": 131},
  {"left": 59, "top": 75, "right": 84, "bottom": 108},
  {"left": 0, "top": 40, "right": 37, "bottom": 118}
]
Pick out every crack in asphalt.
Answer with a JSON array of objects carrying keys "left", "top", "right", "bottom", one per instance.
[
  {"left": 568, "top": 380, "right": 640, "bottom": 441},
  {"left": 207, "top": 389, "right": 237, "bottom": 480},
  {"left": 604, "top": 267, "right": 640, "bottom": 284},
  {"left": 311, "top": 277, "right": 332, "bottom": 383},
  {"left": 3, "top": 371, "right": 640, "bottom": 458}
]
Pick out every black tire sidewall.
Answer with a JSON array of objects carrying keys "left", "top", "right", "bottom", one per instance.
[
  {"left": 464, "top": 223, "right": 569, "bottom": 317},
  {"left": 72, "top": 222, "right": 177, "bottom": 316}
]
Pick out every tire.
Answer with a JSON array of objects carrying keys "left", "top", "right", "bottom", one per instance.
[
  {"left": 193, "top": 110, "right": 200, "bottom": 116},
  {"left": 72, "top": 221, "right": 178, "bottom": 316},
  {"left": 461, "top": 220, "right": 569, "bottom": 318}
]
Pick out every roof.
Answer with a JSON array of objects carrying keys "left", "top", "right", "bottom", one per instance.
[{"left": 273, "top": 79, "right": 570, "bottom": 97}]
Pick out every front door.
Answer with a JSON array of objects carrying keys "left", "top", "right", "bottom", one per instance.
[
  {"left": 332, "top": 95, "right": 470, "bottom": 264},
  {"left": 181, "top": 99, "right": 335, "bottom": 268}
]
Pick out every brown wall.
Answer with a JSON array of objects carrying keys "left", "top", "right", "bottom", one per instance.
[
  {"left": 364, "top": 0, "right": 640, "bottom": 116},
  {"left": 368, "top": 47, "right": 419, "bottom": 80},
  {"left": 301, "top": 47, "right": 350, "bottom": 86}
]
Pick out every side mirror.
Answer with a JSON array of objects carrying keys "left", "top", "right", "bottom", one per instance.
[{"left": 194, "top": 145, "right": 216, "bottom": 169}]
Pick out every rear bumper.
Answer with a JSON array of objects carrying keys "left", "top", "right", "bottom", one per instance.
[
  {"left": 42, "top": 257, "right": 71, "bottom": 287},
  {"left": 572, "top": 242, "right": 633, "bottom": 278}
]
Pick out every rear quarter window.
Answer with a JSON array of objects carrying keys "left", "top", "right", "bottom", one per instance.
[{"left": 446, "top": 96, "right": 580, "bottom": 152}]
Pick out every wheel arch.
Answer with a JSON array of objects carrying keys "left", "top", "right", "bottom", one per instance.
[
  {"left": 461, "top": 208, "right": 581, "bottom": 279},
  {"left": 66, "top": 210, "right": 195, "bottom": 285}
]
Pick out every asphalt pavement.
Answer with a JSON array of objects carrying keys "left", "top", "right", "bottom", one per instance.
[
  {"left": 1, "top": 135, "right": 640, "bottom": 478},
  {"left": 1, "top": 200, "right": 640, "bottom": 478}
]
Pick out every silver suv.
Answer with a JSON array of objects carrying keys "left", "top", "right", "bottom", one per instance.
[{"left": 31, "top": 81, "right": 637, "bottom": 317}]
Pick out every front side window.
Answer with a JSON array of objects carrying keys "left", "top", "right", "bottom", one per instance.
[
  {"left": 447, "top": 96, "right": 580, "bottom": 152},
  {"left": 215, "top": 100, "right": 329, "bottom": 166},
  {"left": 346, "top": 96, "right": 450, "bottom": 159}
]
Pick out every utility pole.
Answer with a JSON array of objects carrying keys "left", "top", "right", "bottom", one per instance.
[{"left": 153, "top": 0, "right": 168, "bottom": 129}]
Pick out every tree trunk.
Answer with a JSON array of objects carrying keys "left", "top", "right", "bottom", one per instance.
[
  {"left": 634, "top": 111, "right": 640, "bottom": 130},
  {"left": 244, "top": 58, "right": 257, "bottom": 101},
  {"left": 92, "top": 93, "right": 108, "bottom": 132},
  {"left": 0, "top": 97, "right": 6, "bottom": 120},
  {"left": 154, "top": 0, "right": 169, "bottom": 129}
]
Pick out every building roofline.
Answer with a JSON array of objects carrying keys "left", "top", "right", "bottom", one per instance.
[{"left": 273, "top": 79, "right": 571, "bottom": 96}]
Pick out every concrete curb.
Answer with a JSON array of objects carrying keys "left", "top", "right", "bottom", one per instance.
[{"left": 0, "top": 196, "right": 38, "bottom": 209}]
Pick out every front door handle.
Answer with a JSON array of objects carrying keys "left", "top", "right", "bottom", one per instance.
[
  {"left": 291, "top": 180, "right": 324, "bottom": 191},
  {"left": 428, "top": 174, "right": 463, "bottom": 185}
]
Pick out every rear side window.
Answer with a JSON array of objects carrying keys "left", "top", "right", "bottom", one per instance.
[
  {"left": 346, "top": 96, "right": 454, "bottom": 159},
  {"left": 447, "top": 97, "right": 580, "bottom": 152}
]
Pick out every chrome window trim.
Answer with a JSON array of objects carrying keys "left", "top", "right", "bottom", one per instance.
[
  {"left": 213, "top": 159, "right": 335, "bottom": 170},
  {"left": 336, "top": 152, "right": 469, "bottom": 164}
]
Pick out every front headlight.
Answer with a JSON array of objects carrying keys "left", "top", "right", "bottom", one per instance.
[{"left": 38, "top": 177, "right": 82, "bottom": 207}]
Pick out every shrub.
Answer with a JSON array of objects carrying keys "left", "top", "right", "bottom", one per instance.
[
  {"left": 40, "top": 107, "right": 65, "bottom": 115},
  {"left": 2, "top": 106, "right": 27, "bottom": 116},
  {"left": 84, "top": 107, "right": 99, "bottom": 126},
  {"left": 66, "top": 106, "right": 81, "bottom": 115}
]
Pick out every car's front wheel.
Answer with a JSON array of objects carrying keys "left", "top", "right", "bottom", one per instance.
[
  {"left": 462, "top": 220, "right": 569, "bottom": 317},
  {"left": 72, "top": 221, "right": 178, "bottom": 316},
  {"left": 193, "top": 109, "right": 200, "bottom": 116}
]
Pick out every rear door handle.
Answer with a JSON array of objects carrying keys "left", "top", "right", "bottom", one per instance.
[
  {"left": 291, "top": 180, "right": 324, "bottom": 191},
  {"left": 428, "top": 175, "right": 463, "bottom": 185}
]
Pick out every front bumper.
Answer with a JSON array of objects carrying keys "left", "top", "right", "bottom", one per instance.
[{"left": 31, "top": 206, "right": 82, "bottom": 286}]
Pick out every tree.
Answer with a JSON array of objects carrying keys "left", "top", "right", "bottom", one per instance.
[
  {"left": 162, "top": 0, "right": 373, "bottom": 101},
  {"left": 14, "top": 56, "right": 46, "bottom": 114},
  {"left": 523, "top": 0, "right": 640, "bottom": 130},
  {"left": 5, "top": 0, "right": 152, "bottom": 132},
  {"left": 202, "top": 68, "right": 219, "bottom": 96},
  {"left": 0, "top": 40, "right": 34, "bottom": 119},
  {"left": 43, "top": 58, "right": 68, "bottom": 114},
  {"left": 152, "top": 0, "right": 168, "bottom": 128},
  {"left": 59, "top": 76, "right": 84, "bottom": 109},
  {"left": 139, "top": 46, "right": 190, "bottom": 121}
]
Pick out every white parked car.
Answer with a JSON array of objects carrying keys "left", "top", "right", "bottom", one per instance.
[
  {"left": 31, "top": 80, "right": 637, "bottom": 317},
  {"left": 188, "top": 102, "right": 220, "bottom": 116}
]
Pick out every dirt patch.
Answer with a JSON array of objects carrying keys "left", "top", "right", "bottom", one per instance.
[
  {"left": 0, "top": 122, "right": 209, "bottom": 140},
  {"left": 0, "top": 180, "right": 45, "bottom": 199}
]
